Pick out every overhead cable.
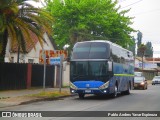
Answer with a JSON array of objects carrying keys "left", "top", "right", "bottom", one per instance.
[{"left": 120, "top": 0, "right": 143, "bottom": 9}]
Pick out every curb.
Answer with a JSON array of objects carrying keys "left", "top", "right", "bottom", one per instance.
[
  {"left": 0, "top": 94, "right": 76, "bottom": 108},
  {"left": 19, "top": 95, "right": 73, "bottom": 105}
]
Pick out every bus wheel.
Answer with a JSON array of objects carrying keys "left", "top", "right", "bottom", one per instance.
[
  {"left": 126, "top": 85, "right": 130, "bottom": 95},
  {"left": 78, "top": 93, "right": 85, "bottom": 99},
  {"left": 124, "top": 84, "right": 130, "bottom": 95},
  {"left": 110, "top": 85, "right": 118, "bottom": 98}
]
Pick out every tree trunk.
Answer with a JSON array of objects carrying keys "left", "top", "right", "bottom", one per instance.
[{"left": 0, "top": 30, "right": 8, "bottom": 62}]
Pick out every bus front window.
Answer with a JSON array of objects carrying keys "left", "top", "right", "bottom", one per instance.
[
  {"left": 70, "top": 61, "right": 88, "bottom": 80},
  {"left": 89, "top": 61, "right": 108, "bottom": 76},
  {"left": 70, "top": 61, "right": 109, "bottom": 82}
]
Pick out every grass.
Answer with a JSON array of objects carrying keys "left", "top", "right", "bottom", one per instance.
[
  {"left": 28, "top": 91, "right": 71, "bottom": 98},
  {"left": 0, "top": 97, "right": 10, "bottom": 99}
]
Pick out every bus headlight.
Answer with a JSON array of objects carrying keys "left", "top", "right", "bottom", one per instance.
[
  {"left": 99, "top": 81, "right": 109, "bottom": 90},
  {"left": 70, "top": 82, "right": 77, "bottom": 90}
]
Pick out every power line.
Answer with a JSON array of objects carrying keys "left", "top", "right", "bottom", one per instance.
[
  {"left": 130, "top": 8, "right": 160, "bottom": 16},
  {"left": 120, "top": 0, "right": 143, "bottom": 9},
  {"left": 118, "top": 0, "right": 127, "bottom": 3}
]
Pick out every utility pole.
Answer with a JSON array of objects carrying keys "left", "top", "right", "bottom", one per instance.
[
  {"left": 59, "top": 55, "right": 63, "bottom": 93},
  {"left": 142, "top": 55, "right": 144, "bottom": 70},
  {"left": 43, "top": 49, "right": 46, "bottom": 92}
]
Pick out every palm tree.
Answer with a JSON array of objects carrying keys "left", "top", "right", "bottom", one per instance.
[
  {"left": 0, "top": 0, "right": 53, "bottom": 62},
  {"left": 138, "top": 44, "right": 147, "bottom": 70}
]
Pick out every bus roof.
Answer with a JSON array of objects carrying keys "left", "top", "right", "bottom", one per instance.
[{"left": 75, "top": 40, "right": 132, "bottom": 53}]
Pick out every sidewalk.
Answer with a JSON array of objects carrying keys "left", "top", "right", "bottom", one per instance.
[{"left": 0, "top": 87, "right": 71, "bottom": 108}]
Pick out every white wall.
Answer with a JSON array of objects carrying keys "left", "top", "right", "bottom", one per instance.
[
  {"left": 5, "top": 33, "right": 55, "bottom": 63},
  {"left": 62, "top": 62, "right": 70, "bottom": 87}
]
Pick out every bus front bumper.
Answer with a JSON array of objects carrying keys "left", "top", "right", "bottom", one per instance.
[{"left": 70, "top": 88, "right": 109, "bottom": 95}]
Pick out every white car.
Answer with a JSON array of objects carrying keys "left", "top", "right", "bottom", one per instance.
[
  {"left": 134, "top": 72, "right": 143, "bottom": 77},
  {"left": 152, "top": 76, "right": 160, "bottom": 85}
]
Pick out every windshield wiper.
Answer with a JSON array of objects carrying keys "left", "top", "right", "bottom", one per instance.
[{"left": 73, "top": 75, "right": 85, "bottom": 80}]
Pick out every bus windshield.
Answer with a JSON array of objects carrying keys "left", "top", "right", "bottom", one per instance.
[
  {"left": 70, "top": 61, "right": 109, "bottom": 82},
  {"left": 72, "top": 42, "right": 110, "bottom": 59}
]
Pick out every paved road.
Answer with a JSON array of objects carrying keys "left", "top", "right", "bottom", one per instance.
[{"left": 0, "top": 84, "right": 160, "bottom": 120}]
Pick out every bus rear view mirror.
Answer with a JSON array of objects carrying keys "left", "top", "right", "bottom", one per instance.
[{"left": 108, "top": 61, "right": 112, "bottom": 71}]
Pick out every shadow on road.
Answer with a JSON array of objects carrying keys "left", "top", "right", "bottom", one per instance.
[{"left": 73, "top": 93, "right": 132, "bottom": 101}]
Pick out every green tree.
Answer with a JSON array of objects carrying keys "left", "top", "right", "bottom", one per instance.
[
  {"left": 145, "top": 42, "right": 153, "bottom": 57},
  {"left": 137, "top": 30, "right": 142, "bottom": 46},
  {"left": 137, "top": 30, "right": 143, "bottom": 57},
  {"left": 45, "top": 0, "right": 135, "bottom": 49},
  {"left": 0, "top": 0, "right": 53, "bottom": 62},
  {"left": 129, "top": 37, "right": 136, "bottom": 56}
]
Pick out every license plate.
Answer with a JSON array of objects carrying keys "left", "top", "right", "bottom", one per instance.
[{"left": 85, "top": 90, "right": 91, "bottom": 93}]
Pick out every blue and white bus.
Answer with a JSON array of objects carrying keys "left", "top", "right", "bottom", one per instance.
[{"left": 70, "top": 40, "right": 134, "bottom": 98}]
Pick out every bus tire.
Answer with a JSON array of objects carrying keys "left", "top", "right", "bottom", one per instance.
[
  {"left": 78, "top": 93, "right": 85, "bottom": 99},
  {"left": 124, "top": 83, "right": 130, "bottom": 95},
  {"left": 110, "top": 85, "right": 118, "bottom": 98}
]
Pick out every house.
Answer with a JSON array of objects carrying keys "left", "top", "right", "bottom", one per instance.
[
  {"left": 135, "top": 57, "right": 159, "bottom": 80},
  {"left": 135, "top": 57, "right": 157, "bottom": 70},
  {"left": 145, "top": 58, "right": 160, "bottom": 67},
  {"left": 4, "top": 31, "right": 70, "bottom": 87},
  {"left": 5, "top": 32, "right": 57, "bottom": 63}
]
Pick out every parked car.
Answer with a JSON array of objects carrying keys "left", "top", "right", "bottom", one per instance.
[
  {"left": 152, "top": 76, "right": 160, "bottom": 85},
  {"left": 134, "top": 76, "right": 147, "bottom": 90}
]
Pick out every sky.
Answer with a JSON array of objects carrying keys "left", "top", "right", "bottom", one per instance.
[
  {"left": 30, "top": 0, "right": 160, "bottom": 58},
  {"left": 118, "top": 0, "right": 160, "bottom": 58}
]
